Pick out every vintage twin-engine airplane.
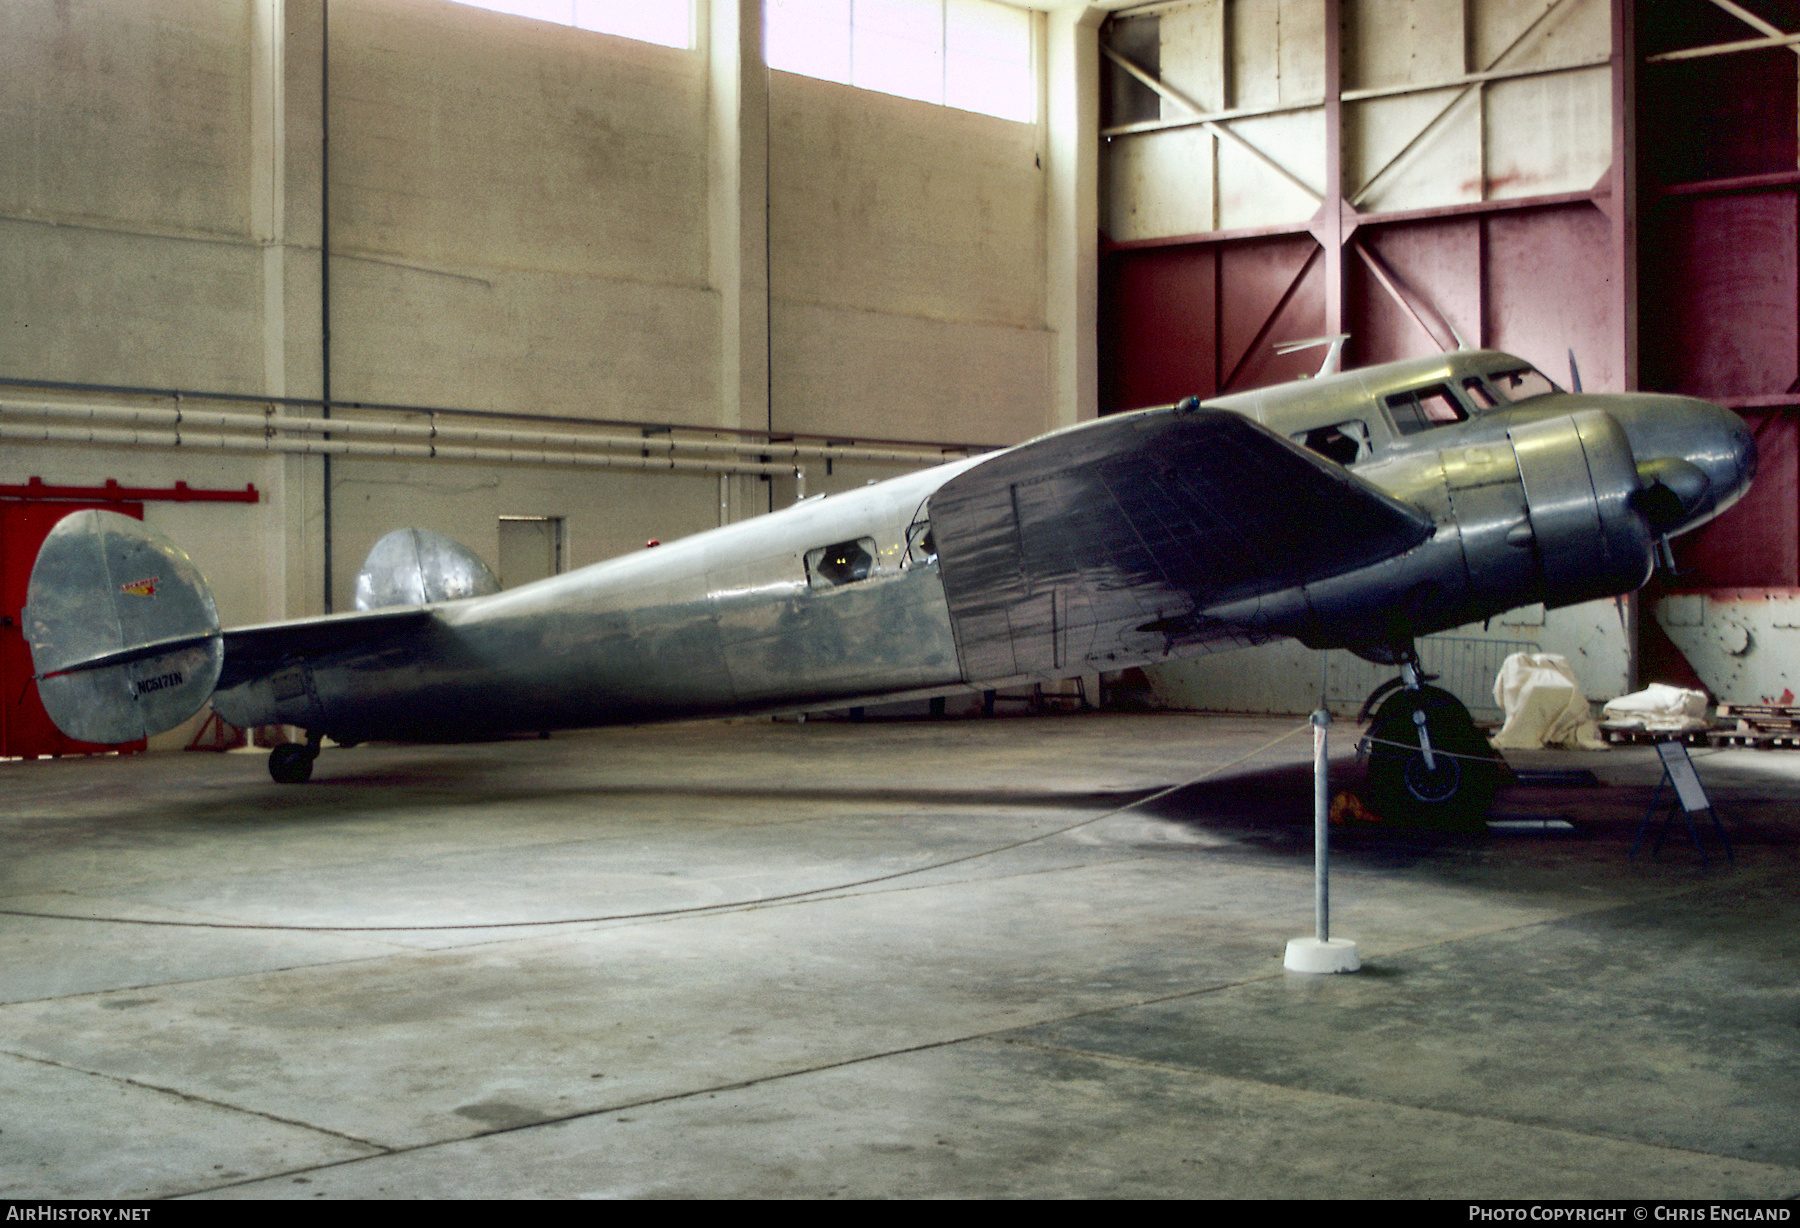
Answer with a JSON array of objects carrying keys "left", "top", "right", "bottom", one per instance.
[{"left": 23, "top": 348, "right": 1753, "bottom": 824}]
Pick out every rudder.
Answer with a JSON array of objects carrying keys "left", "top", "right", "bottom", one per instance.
[{"left": 23, "top": 509, "right": 223, "bottom": 744}]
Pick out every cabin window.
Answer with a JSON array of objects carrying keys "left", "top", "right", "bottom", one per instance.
[
  {"left": 1386, "top": 384, "right": 1469, "bottom": 435},
  {"left": 1487, "top": 367, "right": 1559, "bottom": 404},
  {"left": 806, "top": 537, "right": 878, "bottom": 587},
  {"left": 1293, "top": 420, "right": 1370, "bottom": 465},
  {"left": 906, "top": 520, "right": 938, "bottom": 566}
]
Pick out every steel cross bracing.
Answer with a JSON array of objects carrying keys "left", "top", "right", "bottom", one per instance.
[{"left": 1099, "top": 0, "right": 1628, "bottom": 402}]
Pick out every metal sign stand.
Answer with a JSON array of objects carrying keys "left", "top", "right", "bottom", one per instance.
[
  {"left": 1285, "top": 707, "right": 1361, "bottom": 973},
  {"left": 1631, "top": 739, "right": 1732, "bottom": 867}
]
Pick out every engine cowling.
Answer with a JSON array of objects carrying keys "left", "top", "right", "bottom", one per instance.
[{"left": 1503, "top": 410, "right": 1656, "bottom": 610}]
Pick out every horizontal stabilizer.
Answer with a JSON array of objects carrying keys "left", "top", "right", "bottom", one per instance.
[
  {"left": 24, "top": 509, "right": 224, "bottom": 744},
  {"left": 217, "top": 605, "right": 432, "bottom": 690}
]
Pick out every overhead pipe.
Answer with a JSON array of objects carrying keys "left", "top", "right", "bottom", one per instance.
[
  {"left": 0, "top": 399, "right": 965, "bottom": 468},
  {"left": 0, "top": 374, "right": 994, "bottom": 454},
  {"left": 0, "top": 421, "right": 796, "bottom": 478}
]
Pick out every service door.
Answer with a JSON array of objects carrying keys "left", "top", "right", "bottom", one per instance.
[{"left": 1, "top": 500, "right": 148, "bottom": 758}]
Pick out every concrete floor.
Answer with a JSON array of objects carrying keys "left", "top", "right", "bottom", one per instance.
[{"left": 1, "top": 711, "right": 1796, "bottom": 1199}]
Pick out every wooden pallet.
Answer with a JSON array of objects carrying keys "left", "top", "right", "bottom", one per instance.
[
  {"left": 1599, "top": 724, "right": 1710, "bottom": 747},
  {"left": 1716, "top": 702, "right": 1800, "bottom": 720},
  {"left": 1717, "top": 703, "right": 1800, "bottom": 730},
  {"left": 1601, "top": 725, "right": 1800, "bottom": 749},
  {"left": 1708, "top": 727, "right": 1800, "bottom": 749},
  {"left": 1711, "top": 703, "right": 1800, "bottom": 748}
]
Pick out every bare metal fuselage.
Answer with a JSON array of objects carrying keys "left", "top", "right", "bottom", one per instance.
[
  {"left": 210, "top": 464, "right": 974, "bottom": 741},
  {"left": 175, "top": 350, "right": 1758, "bottom": 745}
]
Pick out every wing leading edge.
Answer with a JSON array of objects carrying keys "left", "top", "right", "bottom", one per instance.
[{"left": 926, "top": 406, "right": 1435, "bottom": 680}]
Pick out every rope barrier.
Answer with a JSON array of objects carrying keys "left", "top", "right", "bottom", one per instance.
[
  {"left": 1356, "top": 732, "right": 1505, "bottom": 765},
  {"left": 0, "top": 724, "right": 1313, "bottom": 934}
]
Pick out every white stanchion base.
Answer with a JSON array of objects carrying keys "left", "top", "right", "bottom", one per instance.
[{"left": 1284, "top": 937, "right": 1361, "bottom": 974}]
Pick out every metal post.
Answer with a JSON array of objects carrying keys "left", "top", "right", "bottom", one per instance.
[
  {"left": 1285, "top": 697, "right": 1359, "bottom": 973},
  {"left": 1313, "top": 706, "right": 1330, "bottom": 943}
]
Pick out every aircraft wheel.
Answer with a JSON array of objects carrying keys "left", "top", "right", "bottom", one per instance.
[
  {"left": 1362, "top": 685, "right": 1500, "bottom": 830},
  {"left": 268, "top": 742, "right": 315, "bottom": 784}
]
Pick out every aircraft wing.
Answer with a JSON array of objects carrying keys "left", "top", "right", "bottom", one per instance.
[{"left": 926, "top": 405, "right": 1435, "bottom": 678}]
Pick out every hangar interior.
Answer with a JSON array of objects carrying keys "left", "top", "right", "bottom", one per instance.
[{"left": 3, "top": 0, "right": 1799, "bottom": 1200}]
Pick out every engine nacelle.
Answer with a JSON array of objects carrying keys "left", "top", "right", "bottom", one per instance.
[
  {"left": 1503, "top": 410, "right": 1656, "bottom": 610},
  {"left": 1253, "top": 410, "right": 1656, "bottom": 653}
]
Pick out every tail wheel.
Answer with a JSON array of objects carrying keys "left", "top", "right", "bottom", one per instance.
[
  {"left": 1362, "top": 685, "right": 1501, "bottom": 829},
  {"left": 268, "top": 742, "right": 315, "bottom": 784}
]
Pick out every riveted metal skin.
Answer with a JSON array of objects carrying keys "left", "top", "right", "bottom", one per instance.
[{"left": 925, "top": 408, "right": 1433, "bottom": 678}]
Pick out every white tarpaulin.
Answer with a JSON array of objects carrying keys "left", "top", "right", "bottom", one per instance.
[
  {"left": 1491, "top": 653, "right": 1609, "bottom": 750},
  {"left": 1601, "top": 683, "right": 1711, "bottom": 733}
]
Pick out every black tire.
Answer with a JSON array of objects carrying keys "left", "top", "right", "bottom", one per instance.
[
  {"left": 268, "top": 742, "right": 315, "bottom": 784},
  {"left": 1362, "top": 685, "right": 1500, "bottom": 829}
]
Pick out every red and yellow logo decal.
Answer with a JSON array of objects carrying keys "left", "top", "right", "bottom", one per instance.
[{"left": 119, "top": 577, "right": 160, "bottom": 598}]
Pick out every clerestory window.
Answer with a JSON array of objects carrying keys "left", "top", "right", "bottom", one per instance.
[
  {"left": 767, "top": 0, "right": 1037, "bottom": 123},
  {"left": 448, "top": 1, "right": 691, "bottom": 50}
]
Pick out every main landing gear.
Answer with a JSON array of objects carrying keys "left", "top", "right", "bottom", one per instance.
[
  {"left": 1359, "top": 652, "right": 1503, "bottom": 830},
  {"left": 268, "top": 730, "right": 323, "bottom": 784}
]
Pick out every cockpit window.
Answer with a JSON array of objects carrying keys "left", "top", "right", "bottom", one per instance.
[
  {"left": 1293, "top": 420, "right": 1370, "bottom": 465},
  {"left": 1487, "top": 367, "right": 1559, "bottom": 403},
  {"left": 806, "top": 538, "right": 877, "bottom": 587},
  {"left": 1386, "top": 384, "right": 1469, "bottom": 435},
  {"left": 905, "top": 520, "right": 937, "bottom": 567},
  {"left": 1462, "top": 377, "right": 1498, "bottom": 409}
]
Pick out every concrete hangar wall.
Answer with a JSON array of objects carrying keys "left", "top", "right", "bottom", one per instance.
[{"left": 0, "top": 0, "right": 1102, "bottom": 749}]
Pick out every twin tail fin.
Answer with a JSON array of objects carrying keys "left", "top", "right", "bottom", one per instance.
[{"left": 24, "top": 510, "right": 223, "bottom": 744}]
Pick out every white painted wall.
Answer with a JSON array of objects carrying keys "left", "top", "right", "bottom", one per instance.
[
  {"left": 769, "top": 71, "right": 1053, "bottom": 446},
  {"left": 1656, "top": 593, "right": 1800, "bottom": 709}
]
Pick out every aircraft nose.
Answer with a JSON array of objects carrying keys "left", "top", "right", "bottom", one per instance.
[
  {"left": 1724, "top": 404, "right": 1757, "bottom": 489},
  {"left": 1619, "top": 396, "right": 1756, "bottom": 534}
]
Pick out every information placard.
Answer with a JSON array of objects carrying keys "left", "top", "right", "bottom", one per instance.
[{"left": 1655, "top": 739, "right": 1711, "bottom": 814}]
